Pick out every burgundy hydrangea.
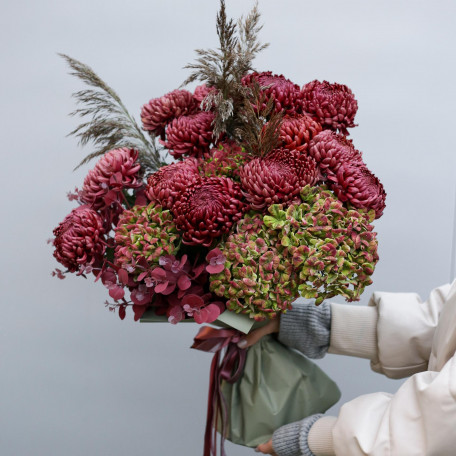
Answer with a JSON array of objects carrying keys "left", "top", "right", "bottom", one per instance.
[
  {"left": 302, "top": 80, "right": 358, "bottom": 135},
  {"left": 278, "top": 114, "right": 322, "bottom": 152},
  {"left": 199, "top": 141, "right": 251, "bottom": 181},
  {"left": 240, "top": 149, "right": 319, "bottom": 210},
  {"left": 172, "top": 177, "right": 247, "bottom": 247},
  {"left": 53, "top": 205, "right": 106, "bottom": 273},
  {"left": 81, "top": 148, "right": 142, "bottom": 211},
  {"left": 328, "top": 164, "right": 386, "bottom": 218},
  {"left": 146, "top": 158, "right": 200, "bottom": 209},
  {"left": 141, "top": 89, "right": 197, "bottom": 137},
  {"left": 161, "top": 111, "right": 215, "bottom": 159},
  {"left": 308, "top": 130, "right": 363, "bottom": 179},
  {"left": 242, "top": 71, "right": 304, "bottom": 116}
]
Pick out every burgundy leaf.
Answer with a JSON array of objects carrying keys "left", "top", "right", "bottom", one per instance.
[
  {"left": 101, "top": 268, "right": 117, "bottom": 286},
  {"left": 109, "top": 285, "right": 125, "bottom": 301},
  {"left": 133, "top": 304, "right": 147, "bottom": 321},
  {"left": 160, "top": 283, "right": 176, "bottom": 296},
  {"left": 118, "top": 268, "right": 129, "bottom": 285},
  {"left": 168, "top": 305, "right": 184, "bottom": 325},
  {"left": 134, "top": 189, "right": 148, "bottom": 206},
  {"left": 204, "top": 303, "right": 223, "bottom": 323},
  {"left": 206, "top": 263, "right": 225, "bottom": 274},
  {"left": 192, "top": 263, "right": 206, "bottom": 279},
  {"left": 155, "top": 281, "right": 170, "bottom": 294},
  {"left": 193, "top": 309, "right": 206, "bottom": 324},
  {"left": 150, "top": 268, "right": 167, "bottom": 281},
  {"left": 182, "top": 294, "right": 204, "bottom": 308},
  {"left": 177, "top": 274, "right": 191, "bottom": 291},
  {"left": 118, "top": 305, "right": 126, "bottom": 320},
  {"left": 137, "top": 271, "right": 149, "bottom": 282},
  {"left": 104, "top": 189, "right": 118, "bottom": 206}
]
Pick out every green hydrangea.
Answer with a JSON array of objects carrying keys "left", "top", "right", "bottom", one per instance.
[
  {"left": 209, "top": 212, "right": 299, "bottom": 320},
  {"left": 114, "top": 203, "right": 180, "bottom": 276},
  {"left": 264, "top": 185, "right": 379, "bottom": 305}
]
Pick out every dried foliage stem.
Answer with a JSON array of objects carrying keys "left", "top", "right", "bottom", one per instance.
[
  {"left": 182, "top": 0, "right": 270, "bottom": 145},
  {"left": 234, "top": 80, "right": 283, "bottom": 156},
  {"left": 60, "top": 54, "right": 162, "bottom": 172}
]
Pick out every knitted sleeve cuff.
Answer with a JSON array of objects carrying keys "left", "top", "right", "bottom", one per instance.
[
  {"left": 272, "top": 420, "right": 302, "bottom": 456},
  {"left": 307, "top": 416, "right": 337, "bottom": 456},
  {"left": 328, "top": 303, "right": 378, "bottom": 360},
  {"left": 272, "top": 414, "right": 324, "bottom": 456},
  {"left": 279, "top": 300, "right": 331, "bottom": 358}
]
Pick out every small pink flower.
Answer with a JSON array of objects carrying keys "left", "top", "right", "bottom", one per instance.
[
  {"left": 131, "top": 284, "right": 153, "bottom": 306},
  {"left": 144, "top": 277, "right": 154, "bottom": 288},
  {"left": 168, "top": 305, "right": 185, "bottom": 325}
]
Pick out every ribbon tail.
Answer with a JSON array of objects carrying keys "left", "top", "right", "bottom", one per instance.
[{"left": 204, "top": 352, "right": 219, "bottom": 456}]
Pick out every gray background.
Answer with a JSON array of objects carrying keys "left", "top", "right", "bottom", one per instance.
[{"left": 1, "top": 0, "right": 456, "bottom": 455}]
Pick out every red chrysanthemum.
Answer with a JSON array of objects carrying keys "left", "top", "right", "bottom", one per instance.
[
  {"left": 172, "top": 177, "right": 247, "bottom": 247},
  {"left": 81, "top": 148, "right": 142, "bottom": 211},
  {"left": 53, "top": 205, "right": 106, "bottom": 273},
  {"left": 141, "top": 89, "right": 197, "bottom": 137},
  {"left": 308, "top": 130, "right": 363, "bottom": 178},
  {"left": 278, "top": 114, "right": 322, "bottom": 152},
  {"left": 242, "top": 71, "right": 304, "bottom": 116},
  {"left": 302, "top": 80, "right": 358, "bottom": 135},
  {"left": 145, "top": 158, "right": 200, "bottom": 209},
  {"left": 193, "top": 84, "right": 217, "bottom": 105},
  {"left": 240, "top": 149, "right": 319, "bottom": 210},
  {"left": 161, "top": 111, "right": 215, "bottom": 159},
  {"left": 328, "top": 164, "right": 386, "bottom": 218}
]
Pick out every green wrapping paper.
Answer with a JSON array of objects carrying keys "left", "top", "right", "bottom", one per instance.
[{"left": 219, "top": 334, "right": 341, "bottom": 448}]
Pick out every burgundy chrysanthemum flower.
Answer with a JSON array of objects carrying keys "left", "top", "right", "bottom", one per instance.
[
  {"left": 172, "top": 177, "right": 247, "bottom": 247},
  {"left": 161, "top": 111, "right": 215, "bottom": 159},
  {"left": 81, "top": 148, "right": 142, "bottom": 211},
  {"left": 193, "top": 84, "right": 217, "bottom": 106},
  {"left": 145, "top": 158, "right": 200, "bottom": 209},
  {"left": 308, "top": 130, "right": 363, "bottom": 178},
  {"left": 141, "top": 89, "right": 197, "bottom": 137},
  {"left": 302, "top": 80, "right": 358, "bottom": 135},
  {"left": 328, "top": 164, "right": 386, "bottom": 218},
  {"left": 240, "top": 149, "right": 319, "bottom": 210},
  {"left": 242, "top": 71, "right": 304, "bottom": 116},
  {"left": 278, "top": 114, "right": 322, "bottom": 152},
  {"left": 53, "top": 205, "right": 106, "bottom": 273}
]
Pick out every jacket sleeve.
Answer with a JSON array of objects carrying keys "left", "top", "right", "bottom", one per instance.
[
  {"left": 329, "top": 283, "right": 451, "bottom": 378},
  {"left": 306, "top": 354, "right": 456, "bottom": 455}
]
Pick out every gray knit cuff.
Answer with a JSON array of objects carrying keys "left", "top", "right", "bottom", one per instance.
[
  {"left": 272, "top": 421, "right": 301, "bottom": 456},
  {"left": 278, "top": 300, "right": 331, "bottom": 358},
  {"left": 272, "top": 414, "right": 324, "bottom": 456}
]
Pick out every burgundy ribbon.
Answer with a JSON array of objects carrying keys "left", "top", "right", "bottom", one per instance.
[{"left": 191, "top": 326, "right": 247, "bottom": 456}]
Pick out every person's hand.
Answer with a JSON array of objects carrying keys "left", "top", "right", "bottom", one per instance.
[
  {"left": 237, "top": 317, "right": 280, "bottom": 349},
  {"left": 255, "top": 438, "right": 277, "bottom": 455}
]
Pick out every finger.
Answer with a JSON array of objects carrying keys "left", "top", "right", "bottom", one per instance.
[
  {"left": 255, "top": 442, "right": 268, "bottom": 453},
  {"left": 238, "top": 327, "right": 266, "bottom": 348},
  {"left": 255, "top": 439, "right": 275, "bottom": 454},
  {"left": 237, "top": 319, "right": 279, "bottom": 349}
]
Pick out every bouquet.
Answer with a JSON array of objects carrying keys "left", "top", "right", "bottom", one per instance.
[{"left": 51, "top": 1, "right": 385, "bottom": 453}]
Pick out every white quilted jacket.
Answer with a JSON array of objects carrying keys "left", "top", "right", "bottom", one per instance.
[{"left": 309, "top": 281, "right": 456, "bottom": 456}]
